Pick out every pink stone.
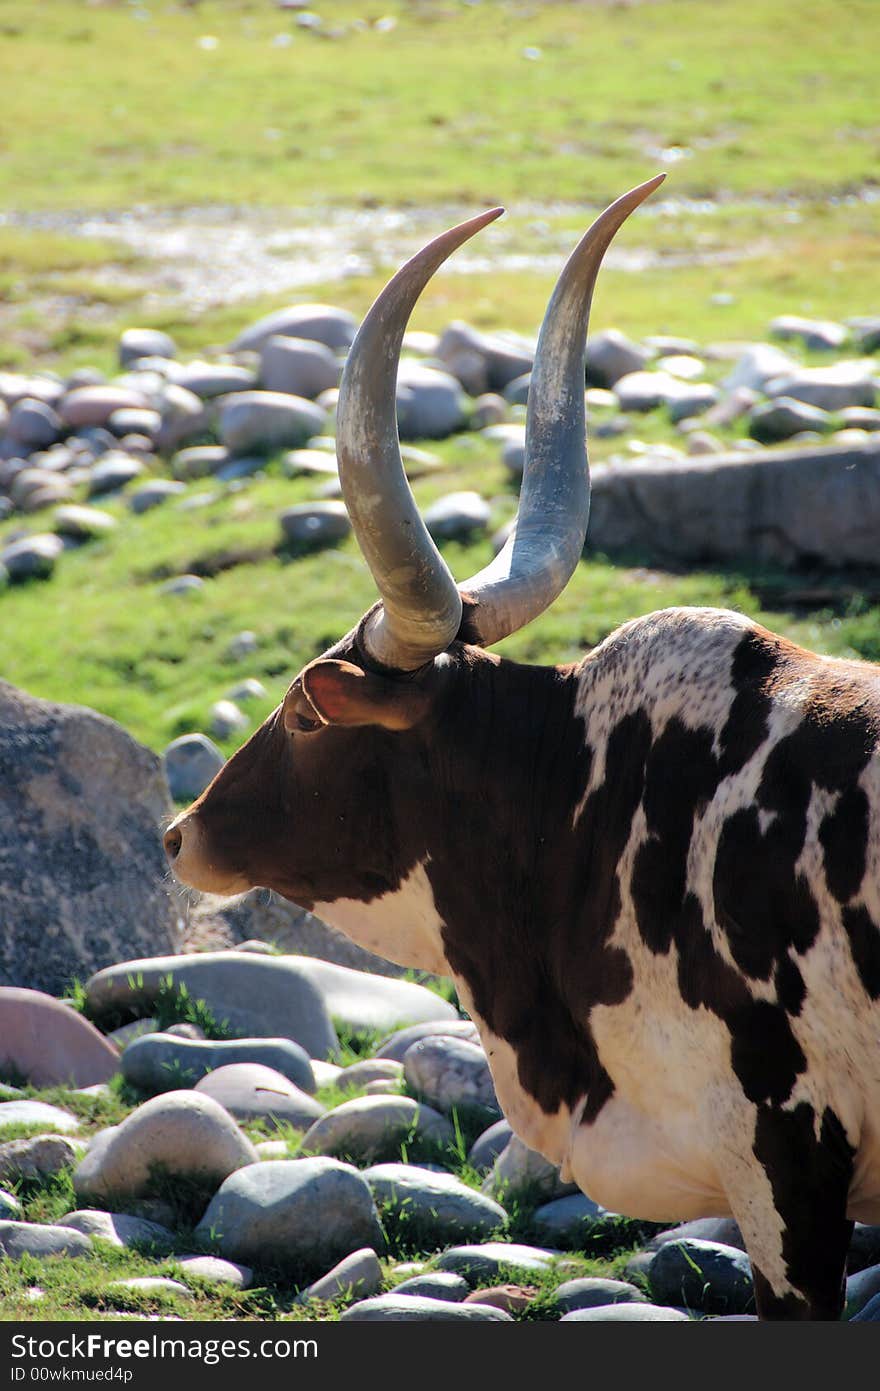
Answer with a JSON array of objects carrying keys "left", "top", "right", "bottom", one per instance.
[
  {"left": 0, "top": 988, "right": 119, "bottom": 1088},
  {"left": 59, "top": 386, "right": 150, "bottom": 429}
]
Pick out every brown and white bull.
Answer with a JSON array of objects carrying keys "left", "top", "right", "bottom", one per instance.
[{"left": 165, "top": 177, "right": 880, "bottom": 1320}]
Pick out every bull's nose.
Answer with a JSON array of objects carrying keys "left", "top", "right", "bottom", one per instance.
[{"left": 164, "top": 823, "right": 183, "bottom": 862}]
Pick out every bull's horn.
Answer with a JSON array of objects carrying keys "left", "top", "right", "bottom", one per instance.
[
  {"left": 459, "top": 174, "right": 665, "bottom": 647},
  {"left": 336, "top": 206, "right": 504, "bottom": 671}
]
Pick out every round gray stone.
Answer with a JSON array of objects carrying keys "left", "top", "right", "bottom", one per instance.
[
  {"left": 422, "top": 491, "right": 491, "bottom": 540},
  {"left": 339, "top": 1294, "right": 513, "bottom": 1321},
  {"left": 0, "top": 1221, "right": 92, "bottom": 1260},
  {"left": 396, "top": 363, "right": 467, "bottom": 440},
  {"left": 301, "top": 1096, "right": 453, "bottom": 1165},
  {"left": 553, "top": 1276, "right": 647, "bottom": 1313},
  {"left": 0, "top": 1188, "right": 22, "bottom": 1219},
  {"left": 119, "top": 328, "right": 177, "bottom": 365},
  {"left": 174, "top": 1254, "right": 253, "bottom": 1288},
  {"left": 296, "top": 1246, "right": 382, "bottom": 1305},
  {"left": 393, "top": 1271, "right": 470, "bottom": 1301},
  {"left": 279, "top": 501, "right": 351, "bottom": 546},
  {"left": 86, "top": 453, "right": 144, "bottom": 496},
  {"left": 467, "top": 1119, "right": 513, "bottom": 1173},
  {"left": 530, "top": 1193, "right": 609, "bottom": 1248},
  {"left": 748, "top": 396, "right": 833, "bottom": 443},
  {"left": 57, "top": 1210, "right": 173, "bottom": 1250},
  {"left": 0, "top": 532, "right": 64, "bottom": 580},
  {"left": 220, "top": 391, "right": 326, "bottom": 456},
  {"left": 194, "top": 1063, "right": 325, "bottom": 1130},
  {"left": 7, "top": 398, "right": 62, "bottom": 450},
  {"left": 561, "top": 1303, "right": 690, "bottom": 1321},
  {"left": 648, "top": 1238, "right": 754, "bottom": 1316},
  {"left": 73, "top": 1091, "right": 258, "bottom": 1203},
  {"left": 162, "top": 734, "right": 225, "bottom": 800},
  {"left": 122, "top": 1032, "right": 315, "bottom": 1096},
  {"left": 375, "top": 1019, "right": 480, "bottom": 1063},
  {"left": 434, "top": 1242, "right": 558, "bottom": 1284},
  {"left": 234, "top": 304, "right": 357, "bottom": 355},
  {"left": 195, "top": 1157, "right": 385, "bottom": 1278},
  {"left": 364, "top": 1162, "right": 507, "bottom": 1244},
  {"left": 53, "top": 505, "right": 117, "bottom": 539},
  {"left": 403, "top": 1036, "right": 499, "bottom": 1118},
  {"left": 0, "top": 1100, "right": 80, "bottom": 1133},
  {"left": 260, "top": 336, "right": 339, "bottom": 399},
  {"left": 128, "top": 480, "right": 185, "bottom": 514}
]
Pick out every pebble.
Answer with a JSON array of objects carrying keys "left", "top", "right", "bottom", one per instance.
[
  {"left": 162, "top": 734, "right": 225, "bottom": 800},
  {"left": 296, "top": 1246, "right": 383, "bottom": 1305},
  {"left": 105, "top": 1277, "right": 192, "bottom": 1300},
  {"left": 339, "top": 1294, "right": 513, "bottom": 1321},
  {"left": 553, "top": 1276, "right": 648, "bottom": 1313},
  {"left": 434, "top": 1242, "right": 558, "bottom": 1284},
  {"left": 422, "top": 491, "right": 491, "bottom": 540},
  {"left": 561, "top": 1303, "right": 690, "bottom": 1321},
  {"left": 53, "top": 505, "right": 117, "bottom": 539},
  {"left": 0, "top": 1221, "right": 92, "bottom": 1260},
  {"left": 86, "top": 453, "right": 144, "bottom": 497},
  {"left": 748, "top": 396, "right": 833, "bottom": 443},
  {"left": 467, "top": 1118, "right": 513, "bottom": 1173},
  {"left": 121, "top": 1032, "right": 315, "bottom": 1095},
  {"left": 73, "top": 1091, "right": 258, "bottom": 1203},
  {"left": 57, "top": 1210, "right": 174, "bottom": 1250},
  {"left": 128, "top": 480, "right": 185, "bottom": 513},
  {"left": 402, "top": 1036, "right": 499, "bottom": 1118},
  {"left": 195, "top": 1157, "right": 385, "bottom": 1278},
  {"left": 220, "top": 391, "right": 326, "bottom": 456},
  {"left": 647, "top": 1238, "right": 754, "bottom": 1316},
  {"left": 301, "top": 1095, "right": 453, "bottom": 1165},
  {"left": 375, "top": 1018, "right": 480, "bottom": 1063},
  {"left": 209, "top": 699, "right": 249, "bottom": 739},
  {"left": 392, "top": 1271, "right": 470, "bottom": 1301},
  {"left": 173, "top": 1254, "right": 253, "bottom": 1289},
  {"left": 363, "top": 1163, "right": 507, "bottom": 1244},
  {"left": 279, "top": 501, "right": 351, "bottom": 546},
  {"left": 0, "top": 532, "right": 64, "bottom": 580},
  {"left": 530, "top": 1192, "right": 609, "bottom": 1247},
  {"left": 119, "top": 328, "right": 177, "bottom": 366},
  {"left": 0, "top": 1099, "right": 80, "bottom": 1133},
  {"left": 260, "top": 335, "right": 340, "bottom": 399},
  {"left": 194, "top": 1063, "right": 326, "bottom": 1130},
  {"left": 234, "top": 304, "right": 357, "bottom": 355}
]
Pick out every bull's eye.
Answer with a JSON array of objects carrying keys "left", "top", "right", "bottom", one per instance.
[{"left": 291, "top": 712, "right": 322, "bottom": 734}]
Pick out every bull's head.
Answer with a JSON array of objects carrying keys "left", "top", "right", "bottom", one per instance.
[{"left": 164, "top": 176, "right": 664, "bottom": 955}]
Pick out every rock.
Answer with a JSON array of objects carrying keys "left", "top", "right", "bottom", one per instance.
[
  {"left": 302, "top": 1096, "right": 453, "bottom": 1164},
  {"left": 657, "top": 353, "right": 706, "bottom": 380},
  {"left": 530, "top": 1193, "right": 609, "bottom": 1248},
  {"left": 119, "top": 329, "right": 176, "bottom": 365},
  {"left": 0, "top": 682, "right": 181, "bottom": 994},
  {"left": 851, "top": 1292, "right": 880, "bottom": 1322},
  {"left": 770, "top": 315, "right": 849, "bottom": 352},
  {"left": 396, "top": 363, "right": 467, "bottom": 440},
  {"left": 340, "top": 1294, "right": 512, "bottom": 1321},
  {"left": 403, "top": 1036, "right": 499, "bottom": 1118},
  {"left": 668, "top": 383, "right": 719, "bottom": 424},
  {"left": 365, "top": 1162, "right": 506, "bottom": 1245},
  {"left": 174, "top": 363, "right": 258, "bottom": 399},
  {"left": 9, "top": 467, "right": 70, "bottom": 509},
  {"left": 0, "top": 533, "right": 64, "bottom": 580},
  {"left": 260, "top": 336, "right": 339, "bottom": 399},
  {"left": 225, "top": 679, "right": 267, "bottom": 704},
  {"left": 281, "top": 448, "right": 339, "bottom": 478},
  {"left": 503, "top": 373, "right": 531, "bottom": 406},
  {"left": 60, "top": 386, "right": 149, "bottom": 429},
  {"left": 470, "top": 393, "right": 508, "bottom": 430},
  {"left": 375, "top": 1019, "right": 480, "bottom": 1062},
  {"left": 336, "top": 1059, "right": 403, "bottom": 1091},
  {"left": 467, "top": 1119, "right": 513, "bottom": 1173},
  {"left": 435, "top": 1243, "right": 558, "bottom": 1284},
  {"left": 586, "top": 330, "right": 651, "bottom": 387},
  {"left": 608, "top": 370, "right": 668, "bottom": 412},
  {"left": 155, "top": 385, "right": 210, "bottom": 454},
  {"left": 849, "top": 317, "right": 880, "bottom": 353},
  {"left": 225, "top": 631, "right": 258, "bottom": 661},
  {"left": 108, "top": 1018, "right": 160, "bottom": 1051},
  {"left": 586, "top": 439, "right": 880, "bottom": 569},
  {"left": 107, "top": 408, "right": 161, "bottom": 439},
  {"left": 159, "top": 574, "right": 205, "bottom": 597},
  {"left": 423, "top": 491, "right": 490, "bottom": 540},
  {"left": 0, "top": 988, "right": 119, "bottom": 1088},
  {"left": 748, "top": 396, "right": 833, "bottom": 443},
  {"left": 561, "top": 1303, "right": 690, "bottom": 1321},
  {"left": 645, "top": 1217, "right": 746, "bottom": 1253},
  {"left": 845, "top": 1262, "right": 880, "bottom": 1319},
  {"left": 220, "top": 392, "right": 326, "bottom": 456},
  {"left": 209, "top": 700, "right": 249, "bottom": 740},
  {"left": 86, "top": 952, "right": 338, "bottom": 1059},
  {"left": 435, "top": 322, "right": 534, "bottom": 394},
  {"left": 121, "top": 1031, "right": 315, "bottom": 1096},
  {"left": 0, "top": 1189, "right": 22, "bottom": 1219},
  {"left": 484, "top": 1135, "right": 577, "bottom": 1203},
  {"left": 57, "top": 1210, "right": 173, "bottom": 1250},
  {"left": 279, "top": 501, "right": 351, "bottom": 546},
  {"left": 6, "top": 399, "right": 62, "bottom": 450},
  {"left": 0, "top": 1221, "right": 92, "bottom": 1260},
  {"left": 463, "top": 1283, "right": 535, "bottom": 1313},
  {"left": 194, "top": 1064, "right": 325, "bottom": 1130},
  {"left": 86, "top": 452, "right": 144, "bottom": 496},
  {"left": 53, "top": 504, "right": 117, "bottom": 539},
  {"left": 106, "top": 1277, "right": 192, "bottom": 1300},
  {"left": 163, "top": 734, "right": 225, "bottom": 801},
  {"left": 171, "top": 445, "right": 228, "bottom": 481},
  {"left": 234, "top": 305, "right": 357, "bottom": 355},
  {"left": 648, "top": 1239, "right": 754, "bottom": 1316},
  {"left": 685, "top": 430, "right": 724, "bottom": 456},
  {"left": 553, "top": 1276, "right": 647, "bottom": 1313},
  {"left": 0, "top": 1134, "right": 79, "bottom": 1183},
  {"left": 174, "top": 1254, "right": 253, "bottom": 1288},
  {"left": 128, "top": 480, "right": 185, "bottom": 514},
  {"left": 849, "top": 1224, "right": 880, "bottom": 1273},
  {"left": 394, "top": 1271, "right": 470, "bottom": 1300},
  {"left": 721, "top": 344, "right": 798, "bottom": 393},
  {"left": 73, "top": 1091, "right": 258, "bottom": 1204},
  {"left": 500, "top": 428, "right": 527, "bottom": 480},
  {"left": 196, "top": 1157, "right": 384, "bottom": 1278},
  {"left": 765, "top": 363, "right": 876, "bottom": 412},
  {"left": 297, "top": 1246, "right": 383, "bottom": 1304},
  {"left": 279, "top": 957, "right": 457, "bottom": 1035}
]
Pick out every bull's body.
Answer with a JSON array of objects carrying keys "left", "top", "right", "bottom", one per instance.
[{"left": 166, "top": 186, "right": 880, "bottom": 1317}]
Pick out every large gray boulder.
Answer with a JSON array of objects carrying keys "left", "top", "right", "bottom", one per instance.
[
  {"left": 0, "top": 682, "right": 182, "bottom": 994},
  {"left": 587, "top": 438, "right": 880, "bottom": 569},
  {"left": 195, "top": 1157, "right": 385, "bottom": 1279},
  {"left": 84, "top": 951, "right": 339, "bottom": 1059}
]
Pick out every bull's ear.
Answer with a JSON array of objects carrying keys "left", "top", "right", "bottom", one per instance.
[{"left": 299, "top": 659, "right": 430, "bottom": 730}]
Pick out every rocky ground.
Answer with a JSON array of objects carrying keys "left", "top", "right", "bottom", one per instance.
[{"left": 4, "top": 966, "right": 880, "bottom": 1322}]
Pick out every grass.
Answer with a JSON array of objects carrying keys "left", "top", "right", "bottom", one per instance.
[{"left": 0, "top": 1, "right": 875, "bottom": 212}]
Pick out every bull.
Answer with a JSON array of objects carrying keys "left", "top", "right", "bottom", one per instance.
[{"left": 165, "top": 176, "right": 880, "bottom": 1319}]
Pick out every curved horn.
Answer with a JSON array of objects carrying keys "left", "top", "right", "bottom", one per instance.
[
  {"left": 459, "top": 174, "right": 666, "bottom": 648},
  {"left": 336, "top": 206, "right": 504, "bottom": 671}
]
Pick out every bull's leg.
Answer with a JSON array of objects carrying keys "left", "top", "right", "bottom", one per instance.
[{"left": 727, "top": 1100, "right": 854, "bottom": 1320}]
